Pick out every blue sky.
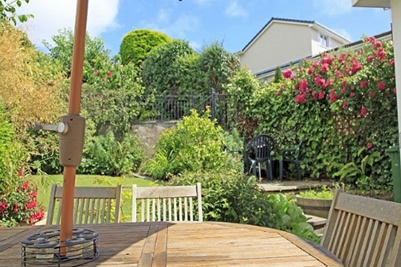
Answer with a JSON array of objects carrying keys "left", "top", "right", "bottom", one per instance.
[{"left": 19, "top": 0, "right": 392, "bottom": 57}]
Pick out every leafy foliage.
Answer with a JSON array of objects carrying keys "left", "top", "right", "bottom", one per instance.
[
  {"left": 228, "top": 37, "right": 396, "bottom": 190},
  {"left": 81, "top": 57, "right": 145, "bottom": 138},
  {"left": 0, "top": 0, "right": 33, "bottom": 25},
  {"left": 120, "top": 29, "right": 172, "bottom": 67},
  {"left": 78, "top": 131, "right": 144, "bottom": 176},
  {"left": 199, "top": 42, "right": 240, "bottom": 93},
  {"left": 0, "top": 180, "right": 44, "bottom": 227},
  {"left": 142, "top": 39, "right": 198, "bottom": 95},
  {"left": 0, "top": 105, "right": 27, "bottom": 194},
  {"left": 142, "top": 110, "right": 229, "bottom": 180},
  {"left": 168, "top": 170, "right": 319, "bottom": 243},
  {"left": 43, "top": 28, "right": 112, "bottom": 82}
]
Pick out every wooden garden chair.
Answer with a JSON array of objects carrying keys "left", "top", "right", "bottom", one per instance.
[
  {"left": 321, "top": 190, "right": 401, "bottom": 267},
  {"left": 132, "top": 183, "right": 203, "bottom": 222},
  {"left": 46, "top": 184, "right": 122, "bottom": 225}
]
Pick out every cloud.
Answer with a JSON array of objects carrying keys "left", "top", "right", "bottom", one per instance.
[
  {"left": 225, "top": 1, "right": 247, "bottom": 18},
  {"left": 17, "top": 0, "right": 120, "bottom": 47},
  {"left": 139, "top": 9, "right": 199, "bottom": 39},
  {"left": 313, "top": 0, "right": 352, "bottom": 16}
]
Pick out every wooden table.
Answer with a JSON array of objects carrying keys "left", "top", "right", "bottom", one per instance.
[{"left": 0, "top": 222, "right": 343, "bottom": 266}]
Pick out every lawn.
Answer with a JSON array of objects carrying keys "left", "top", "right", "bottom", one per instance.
[{"left": 27, "top": 174, "right": 155, "bottom": 222}]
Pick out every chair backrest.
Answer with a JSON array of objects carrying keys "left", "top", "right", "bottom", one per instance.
[
  {"left": 247, "top": 134, "right": 275, "bottom": 163},
  {"left": 321, "top": 190, "right": 401, "bottom": 267},
  {"left": 132, "top": 183, "right": 203, "bottom": 222},
  {"left": 46, "top": 184, "right": 122, "bottom": 225}
]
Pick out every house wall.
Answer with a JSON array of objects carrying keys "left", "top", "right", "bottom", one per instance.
[
  {"left": 391, "top": 0, "right": 401, "bottom": 148},
  {"left": 239, "top": 22, "right": 313, "bottom": 74}
]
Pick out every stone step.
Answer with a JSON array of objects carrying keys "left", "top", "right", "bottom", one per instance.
[{"left": 304, "top": 213, "right": 327, "bottom": 237}]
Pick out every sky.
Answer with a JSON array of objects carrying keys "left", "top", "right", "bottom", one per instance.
[{"left": 17, "top": 0, "right": 392, "bottom": 57}]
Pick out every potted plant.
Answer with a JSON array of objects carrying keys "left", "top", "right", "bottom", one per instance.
[{"left": 296, "top": 185, "right": 334, "bottom": 218}]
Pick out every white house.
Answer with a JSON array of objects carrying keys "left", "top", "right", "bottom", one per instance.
[{"left": 238, "top": 18, "right": 351, "bottom": 79}]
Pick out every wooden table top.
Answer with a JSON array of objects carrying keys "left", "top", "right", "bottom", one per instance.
[{"left": 0, "top": 221, "right": 343, "bottom": 267}]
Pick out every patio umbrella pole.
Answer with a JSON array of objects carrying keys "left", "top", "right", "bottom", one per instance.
[{"left": 59, "top": 0, "right": 89, "bottom": 255}]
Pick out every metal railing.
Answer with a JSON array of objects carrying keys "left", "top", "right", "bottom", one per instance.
[{"left": 139, "top": 90, "right": 228, "bottom": 128}]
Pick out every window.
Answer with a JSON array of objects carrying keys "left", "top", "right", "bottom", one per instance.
[{"left": 319, "top": 33, "right": 329, "bottom": 47}]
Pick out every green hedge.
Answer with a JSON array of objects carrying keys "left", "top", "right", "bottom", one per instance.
[{"left": 228, "top": 37, "right": 396, "bottom": 190}]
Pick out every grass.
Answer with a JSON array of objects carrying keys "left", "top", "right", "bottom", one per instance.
[{"left": 27, "top": 174, "right": 155, "bottom": 222}]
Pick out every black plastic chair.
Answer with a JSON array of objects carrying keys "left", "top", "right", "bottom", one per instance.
[
  {"left": 279, "top": 138, "right": 304, "bottom": 181},
  {"left": 246, "top": 134, "right": 275, "bottom": 181}
]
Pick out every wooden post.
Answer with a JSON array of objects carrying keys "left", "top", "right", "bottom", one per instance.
[{"left": 59, "top": 0, "right": 89, "bottom": 254}]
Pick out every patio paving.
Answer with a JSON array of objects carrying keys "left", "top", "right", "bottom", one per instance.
[{"left": 258, "top": 179, "right": 336, "bottom": 193}]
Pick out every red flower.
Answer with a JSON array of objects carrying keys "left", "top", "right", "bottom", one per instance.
[
  {"left": 311, "top": 91, "right": 318, "bottom": 100},
  {"left": 378, "top": 81, "right": 386, "bottom": 91},
  {"left": 360, "top": 80, "right": 368, "bottom": 88},
  {"left": 360, "top": 106, "right": 367, "bottom": 116},
  {"left": 367, "top": 142, "right": 373, "bottom": 149},
  {"left": 394, "top": 88, "right": 397, "bottom": 94},
  {"left": 390, "top": 59, "right": 395, "bottom": 66},
  {"left": 94, "top": 70, "right": 99, "bottom": 76},
  {"left": 275, "top": 91, "right": 281, "bottom": 96},
  {"left": 107, "top": 71, "right": 112, "bottom": 77},
  {"left": 350, "top": 92, "right": 355, "bottom": 97}
]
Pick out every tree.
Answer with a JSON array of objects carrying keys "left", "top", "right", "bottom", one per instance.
[
  {"left": 0, "top": 0, "right": 32, "bottom": 25},
  {"left": 142, "top": 39, "right": 198, "bottom": 95},
  {"left": 43, "top": 28, "right": 112, "bottom": 83},
  {"left": 273, "top": 66, "right": 283, "bottom": 83},
  {"left": 120, "top": 29, "right": 172, "bottom": 67},
  {"left": 199, "top": 42, "right": 240, "bottom": 94}
]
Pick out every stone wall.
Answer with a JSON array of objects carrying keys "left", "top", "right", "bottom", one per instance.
[{"left": 131, "top": 121, "right": 177, "bottom": 158}]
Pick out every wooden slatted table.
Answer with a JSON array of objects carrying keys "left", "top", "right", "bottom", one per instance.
[{"left": 0, "top": 222, "right": 343, "bottom": 266}]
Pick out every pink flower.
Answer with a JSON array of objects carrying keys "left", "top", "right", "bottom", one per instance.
[
  {"left": 367, "top": 55, "right": 375, "bottom": 63},
  {"left": 390, "top": 59, "right": 395, "bottom": 66},
  {"left": 350, "top": 92, "right": 355, "bottom": 97},
  {"left": 318, "top": 90, "right": 325, "bottom": 99},
  {"left": 294, "top": 93, "right": 307, "bottom": 104},
  {"left": 311, "top": 91, "right": 317, "bottom": 100},
  {"left": 369, "top": 92, "right": 375, "bottom": 99},
  {"left": 321, "top": 63, "right": 329, "bottom": 73},
  {"left": 394, "top": 88, "right": 397, "bottom": 94},
  {"left": 342, "top": 100, "right": 348, "bottom": 109},
  {"left": 275, "top": 91, "right": 281, "bottom": 96},
  {"left": 13, "top": 203, "right": 18, "bottom": 213},
  {"left": 378, "top": 81, "right": 386, "bottom": 91},
  {"left": 375, "top": 49, "right": 387, "bottom": 60},
  {"left": 367, "top": 142, "right": 373, "bottom": 149},
  {"left": 94, "top": 70, "right": 99, "bottom": 76},
  {"left": 360, "top": 80, "right": 368, "bottom": 88},
  {"left": 321, "top": 56, "right": 334, "bottom": 65},
  {"left": 329, "top": 90, "right": 337, "bottom": 103},
  {"left": 282, "top": 69, "right": 293, "bottom": 79},
  {"left": 360, "top": 106, "right": 367, "bottom": 116},
  {"left": 298, "top": 78, "right": 309, "bottom": 92}
]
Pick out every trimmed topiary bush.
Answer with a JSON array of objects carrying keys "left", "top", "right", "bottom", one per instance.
[{"left": 120, "top": 29, "right": 172, "bottom": 66}]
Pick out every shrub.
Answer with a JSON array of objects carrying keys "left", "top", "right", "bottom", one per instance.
[
  {"left": 120, "top": 29, "right": 172, "bottom": 66},
  {"left": 0, "top": 179, "right": 45, "bottom": 227},
  {"left": 142, "top": 110, "right": 229, "bottom": 180},
  {"left": 142, "top": 39, "right": 198, "bottom": 95},
  {"left": 231, "top": 37, "right": 396, "bottom": 190},
  {"left": 79, "top": 132, "right": 144, "bottom": 176},
  {"left": 0, "top": 105, "right": 27, "bottom": 193},
  {"left": 168, "top": 169, "right": 319, "bottom": 243}
]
